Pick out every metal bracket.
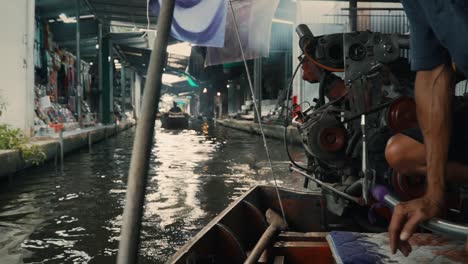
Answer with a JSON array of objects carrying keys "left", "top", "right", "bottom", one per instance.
[{"left": 290, "top": 165, "right": 364, "bottom": 205}]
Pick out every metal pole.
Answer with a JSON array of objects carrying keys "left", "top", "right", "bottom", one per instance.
[
  {"left": 384, "top": 194, "right": 468, "bottom": 239},
  {"left": 55, "top": 143, "right": 59, "bottom": 172},
  {"left": 349, "top": 0, "right": 358, "bottom": 31},
  {"left": 76, "top": 0, "right": 82, "bottom": 126},
  {"left": 116, "top": 0, "right": 175, "bottom": 263},
  {"left": 98, "top": 23, "right": 103, "bottom": 122},
  {"left": 59, "top": 130, "right": 64, "bottom": 172},
  {"left": 121, "top": 66, "right": 126, "bottom": 120},
  {"left": 88, "top": 132, "right": 92, "bottom": 153},
  {"left": 254, "top": 58, "right": 262, "bottom": 123}
]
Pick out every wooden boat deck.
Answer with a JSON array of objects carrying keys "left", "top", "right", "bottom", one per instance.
[
  {"left": 167, "top": 185, "right": 331, "bottom": 263},
  {"left": 167, "top": 185, "right": 467, "bottom": 264}
]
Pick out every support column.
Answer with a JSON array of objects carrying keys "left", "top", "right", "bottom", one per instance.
[
  {"left": 76, "top": 0, "right": 82, "bottom": 126},
  {"left": 284, "top": 52, "right": 291, "bottom": 93},
  {"left": 109, "top": 41, "right": 114, "bottom": 122},
  {"left": 228, "top": 82, "right": 236, "bottom": 114},
  {"left": 120, "top": 66, "right": 126, "bottom": 119},
  {"left": 134, "top": 73, "right": 142, "bottom": 119},
  {"left": 0, "top": 0, "right": 35, "bottom": 136},
  {"left": 101, "top": 36, "right": 112, "bottom": 124},
  {"left": 98, "top": 23, "right": 103, "bottom": 122},
  {"left": 253, "top": 58, "right": 262, "bottom": 123},
  {"left": 349, "top": 0, "right": 358, "bottom": 31},
  {"left": 128, "top": 69, "right": 135, "bottom": 119}
]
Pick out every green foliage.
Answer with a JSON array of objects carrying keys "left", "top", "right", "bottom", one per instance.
[{"left": 0, "top": 124, "right": 46, "bottom": 165}]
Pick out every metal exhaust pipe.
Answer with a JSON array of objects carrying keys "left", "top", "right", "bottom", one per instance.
[{"left": 384, "top": 194, "right": 468, "bottom": 239}]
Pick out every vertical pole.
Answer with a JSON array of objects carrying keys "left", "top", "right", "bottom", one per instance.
[
  {"left": 228, "top": 82, "right": 235, "bottom": 114},
  {"left": 55, "top": 143, "right": 58, "bottom": 171},
  {"left": 26, "top": 0, "right": 36, "bottom": 137},
  {"left": 76, "top": 0, "right": 82, "bottom": 126},
  {"left": 101, "top": 36, "right": 111, "bottom": 124},
  {"left": 254, "top": 57, "right": 262, "bottom": 123},
  {"left": 116, "top": 0, "right": 176, "bottom": 263},
  {"left": 59, "top": 130, "right": 64, "bottom": 172},
  {"left": 98, "top": 23, "right": 103, "bottom": 122},
  {"left": 109, "top": 43, "right": 114, "bottom": 124},
  {"left": 121, "top": 66, "right": 126, "bottom": 120},
  {"left": 284, "top": 52, "right": 290, "bottom": 103},
  {"left": 130, "top": 71, "right": 136, "bottom": 119},
  {"left": 349, "top": 0, "right": 358, "bottom": 31},
  {"left": 88, "top": 132, "right": 92, "bottom": 153}
]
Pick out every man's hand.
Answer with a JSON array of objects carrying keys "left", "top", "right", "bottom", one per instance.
[{"left": 388, "top": 195, "right": 444, "bottom": 256}]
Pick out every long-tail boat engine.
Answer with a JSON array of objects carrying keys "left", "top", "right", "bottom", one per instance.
[{"left": 291, "top": 26, "right": 422, "bottom": 229}]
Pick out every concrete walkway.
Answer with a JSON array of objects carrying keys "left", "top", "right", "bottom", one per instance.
[
  {"left": 216, "top": 119, "right": 302, "bottom": 144},
  {"left": 0, "top": 120, "right": 135, "bottom": 179}
]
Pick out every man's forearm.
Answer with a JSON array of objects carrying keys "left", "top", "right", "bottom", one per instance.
[{"left": 415, "top": 64, "right": 453, "bottom": 198}]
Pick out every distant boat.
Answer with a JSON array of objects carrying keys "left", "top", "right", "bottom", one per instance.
[{"left": 161, "top": 112, "right": 189, "bottom": 130}]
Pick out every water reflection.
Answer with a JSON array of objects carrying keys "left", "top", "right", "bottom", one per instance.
[{"left": 0, "top": 120, "right": 305, "bottom": 264}]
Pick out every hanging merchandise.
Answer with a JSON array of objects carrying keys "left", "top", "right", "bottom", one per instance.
[
  {"left": 39, "top": 95, "right": 52, "bottom": 109},
  {"left": 33, "top": 18, "right": 98, "bottom": 136}
]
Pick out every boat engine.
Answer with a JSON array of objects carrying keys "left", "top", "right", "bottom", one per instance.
[{"left": 292, "top": 26, "right": 421, "bottom": 227}]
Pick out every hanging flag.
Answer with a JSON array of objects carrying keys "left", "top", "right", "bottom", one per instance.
[
  {"left": 150, "top": 0, "right": 227, "bottom": 48},
  {"left": 205, "top": 0, "right": 280, "bottom": 66}
]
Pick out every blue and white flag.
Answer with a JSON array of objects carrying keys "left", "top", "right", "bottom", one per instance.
[{"left": 150, "top": 0, "right": 227, "bottom": 48}]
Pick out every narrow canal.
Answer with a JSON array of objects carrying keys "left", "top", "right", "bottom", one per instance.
[{"left": 0, "top": 121, "right": 305, "bottom": 264}]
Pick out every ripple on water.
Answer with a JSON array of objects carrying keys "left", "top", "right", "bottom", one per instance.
[{"left": 0, "top": 122, "right": 305, "bottom": 264}]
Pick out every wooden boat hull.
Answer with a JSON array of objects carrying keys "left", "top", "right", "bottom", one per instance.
[
  {"left": 161, "top": 113, "right": 189, "bottom": 129},
  {"left": 167, "top": 185, "right": 335, "bottom": 264},
  {"left": 167, "top": 185, "right": 468, "bottom": 263}
]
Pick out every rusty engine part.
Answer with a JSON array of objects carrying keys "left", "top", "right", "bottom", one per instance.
[
  {"left": 390, "top": 171, "right": 426, "bottom": 200},
  {"left": 302, "top": 58, "right": 349, "bottom": 101},
  {"left": 294, "top": 26, "right": 416, "bottom": 223},
  {"left": 296, "top": 24, "right": 344, "bottom": 72},
  {"left": 294, "top": 25, "right": 468, "bottom": 237},
  {"left": 386, "top": 97, "right": 418, "bottom": 133},
  {"left": 302, "top": 59, "right": 321, "bottom": 83},
  {"left": 299, "top": 110, "right": 347, "bottom": 169}
]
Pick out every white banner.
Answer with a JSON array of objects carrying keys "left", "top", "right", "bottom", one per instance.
[{"left": 205, "top": 0, "right": 280, "bottom": 66}]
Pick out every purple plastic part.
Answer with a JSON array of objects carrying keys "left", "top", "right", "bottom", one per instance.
[{"left": 371, "top": 184, "right": 389, "bottom": 203}]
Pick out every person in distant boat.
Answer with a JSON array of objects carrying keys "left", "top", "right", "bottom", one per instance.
[{"left": 169, "top": 102, "right": 182, "bottom": 113}]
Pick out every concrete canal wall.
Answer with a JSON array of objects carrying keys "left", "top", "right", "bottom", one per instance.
[
  {"left": 0, "top": 120, "right": 135, "bottom": 179},
  {"left": 216, "top": 119, "right": 302, "bottom": 144}
]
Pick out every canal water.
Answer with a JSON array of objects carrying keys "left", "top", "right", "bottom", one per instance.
[{"left": 0, "top": 120, "right": 305, "bottom": 264}]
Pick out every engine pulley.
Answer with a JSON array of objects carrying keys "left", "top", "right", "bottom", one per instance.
[
  {"left": 300, "top": 111, "right": 347, "bottom": 167},
  {"left": 387, "top": 97, "right": 418, "bottom": 133}
]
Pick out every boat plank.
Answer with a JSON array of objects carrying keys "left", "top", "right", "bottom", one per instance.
[
  {"left": 278, "top": 232, "right": 328, "bottom": 242},
  {"left": 167, "top": 186, "right": 325, "bottom": 264},
  {"left": 273, "top": 256, "right": 285, "bottom": 264},
  {"left": 272, "top": 242, "right": 334, "bottom": 264}
]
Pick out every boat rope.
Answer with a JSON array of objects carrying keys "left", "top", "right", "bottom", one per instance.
[{"left": 228, "top": 0, "right": 288, "bottom": 225}]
